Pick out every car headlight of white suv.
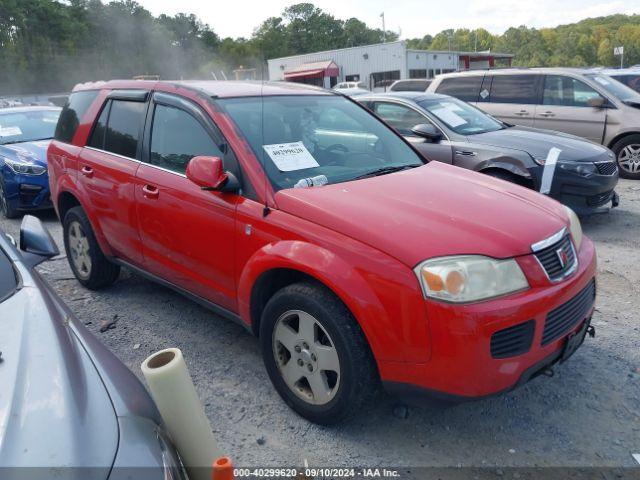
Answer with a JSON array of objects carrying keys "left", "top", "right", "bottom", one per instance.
[{"left": 414, "top": 255, "right": 529, "bottom": 303}]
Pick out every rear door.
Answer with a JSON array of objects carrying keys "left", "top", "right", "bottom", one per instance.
[
  {"left": 479, "top": 74, "right": 542, "bottom": 126},
  {"left": 135, "top": 92, "right": 239, "bottom": 311},
  {"left": 80, "top": 91, "right": 148, "bottom": 265},
  {"left": 533, "top": 74, "right": 606, "bottom": 143},
  {"left": 371, "top": 101, "right": 453, "bottom": 163}
]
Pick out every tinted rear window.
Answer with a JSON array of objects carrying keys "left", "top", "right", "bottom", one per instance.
[
  {"left": 436, "top": 76, "right": 484, "bottom": 102},
  {"left": 488, "top": 75, "right": 539, "bottom": 104},
  {"left": 0, "top": 247, "right": 17, "bottom": 302},
  {"left": 54, "top": 91, "right": 99, "bottom": 143},
  {"left": 390, "top": 80, "right": 431, "bottom": 92},
  {"left": 103, "top": 100, "right": 145, "bottom": 158}
]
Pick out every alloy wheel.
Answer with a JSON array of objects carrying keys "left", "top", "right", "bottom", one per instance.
[
  {"left": 68, "top": 220, "right": 92, "bottom": 279},
  {"left": 272, "top": 310, "right": 341, "bottom": 406},
  {"left": 618, "top": 144, "right": 640, "bottom": 174}
]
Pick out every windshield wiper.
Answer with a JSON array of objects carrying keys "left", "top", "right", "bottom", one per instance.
[{"left": 352, "top": 164, "right": 421, "bottom": 180}]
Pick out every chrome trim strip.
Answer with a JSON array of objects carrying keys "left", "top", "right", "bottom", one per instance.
[
  {"left": 84, "top": 146, "right": 187, "bottom": 178},
  {"left": 530, "top": 227, "right": 567, "bottom": 253}
]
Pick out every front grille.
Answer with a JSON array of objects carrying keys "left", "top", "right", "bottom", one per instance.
[
  {"left": 542, "top": 278, "right": 596, "bottom": 346},
  {"left": 534, "top": 234, "right": 576, "bottom": 281},
  {"left": 491, "top": 320, "right": 535, "bottom": 358},
  {"left": 595, "top": 161, "right": 617, "bottom": 176}
]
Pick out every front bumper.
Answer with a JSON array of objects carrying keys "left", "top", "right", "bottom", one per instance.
[
  {"left": 529, "top": 163, "right": 619, "bottom": 216},
  {"left": 1, "top": 168, "right": 52, "bottom": 211},
  {"left": 379, "top": 236, "right": 597, "bottom": 403}
]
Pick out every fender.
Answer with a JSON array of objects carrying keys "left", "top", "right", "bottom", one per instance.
[
  {"left": 478, "top": 159, "right": 532, "bottom": 179},
  {"left": 237, "top": 240, "right": 412, "bottom": 363}
]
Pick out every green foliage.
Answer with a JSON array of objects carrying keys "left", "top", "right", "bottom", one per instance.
[{"left": 0, "top": 1, "right": 638, "bottom": 95}]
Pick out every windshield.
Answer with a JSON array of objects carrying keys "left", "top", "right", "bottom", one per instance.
[
  {"left": 418, "top": 97, "right": 504, "bottom": 135},
  {"left": 585, "top": 74, "right": 640, "bottom": 103},
  {"left": 0, "top": 109, "right": 61, "bottom": 145},
  {"left": 0, "top": 246, "right": 18, "bottom": 302},
  {"left": 216, "top": 95, "right": 424, "bottom": 191}
]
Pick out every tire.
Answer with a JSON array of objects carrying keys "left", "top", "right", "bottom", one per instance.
[
  {"left": 0, "top": 179, "right": 19, "bottom": 219},
  {"left": 63, "top": 206, "right": 120, "bottom": 289},
  {"left": 260, "top": 282, "right": 379, "bottom": 424},
  {"left": 611, "top": 134, "right": 640, "bottom": 179}
]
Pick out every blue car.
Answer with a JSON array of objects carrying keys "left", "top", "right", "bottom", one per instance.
[{"left": 0, "top": 106, "right": 61, "bottom": 218}]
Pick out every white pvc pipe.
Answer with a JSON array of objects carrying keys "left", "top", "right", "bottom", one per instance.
[{"left": 141, "top": 348, "right": 221, "bottom": 480}]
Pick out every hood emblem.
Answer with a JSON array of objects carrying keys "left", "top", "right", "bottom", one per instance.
[{"left": 556, "top": 247, "right": 568, "bottom": 268}]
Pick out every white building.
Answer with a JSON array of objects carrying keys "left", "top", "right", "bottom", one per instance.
[{"left": 267, "top": 40, "right": 513, "bottom": 91}]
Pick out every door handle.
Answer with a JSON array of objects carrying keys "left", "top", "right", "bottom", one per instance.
[
  {"left": 538, "top": 111, "right": 556, "bottom": 118},
  {"left": 514, "top": 110, "right": 530, "bottom": 116},
  {"left": 80, "top": 166, "right": 94, "bottom": 178},
  {"left": 455, "top": 150, "right": 477, "bottom": 156},
  {"left": 142, "top": 184, "right": 159, "bottom": 199}
]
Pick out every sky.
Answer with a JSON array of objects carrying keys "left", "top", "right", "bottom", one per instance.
[{"left": 136, "top": 0, "right": 640, "bottom": 39}]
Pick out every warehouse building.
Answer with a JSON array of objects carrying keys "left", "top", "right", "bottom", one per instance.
[{"left": 267, "top": 40, "right": 513, "bottom": 91}]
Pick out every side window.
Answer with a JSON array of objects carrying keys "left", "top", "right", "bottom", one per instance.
[
  {"left": 54, "top": 90, "right": 99, "bottom": 143},
  {"left": 87, "top": 101, "right": 110, "bottom": 149},
  {"left": 374, "top": 102, "right": 426, "bottom": 135},
  {"left": 150, "top": 104, "right": 222, "bottom": 174},
  {"left": 104, "top": 100, "right": 145, "bottom": 158},
  {"left": 543, "top": 75, "right": 602, "bottom": 107},
  {"left": 489, "top": 75, "right": 539, "bottom": 104},
  {"left": 436, "top": 76, "right": 484, "bottom": 102}
]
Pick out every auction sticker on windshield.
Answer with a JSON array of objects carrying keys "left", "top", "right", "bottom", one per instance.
[
  {"left": 263, "top": 141, "right": 320, "bottom": 171},
  {"left": 0, "top": 126, "right": 22, "bottom": 137}
]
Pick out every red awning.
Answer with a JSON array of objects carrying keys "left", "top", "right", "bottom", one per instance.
[
  {"left": 284, "top": 69, "right": 325, "bottom": 79},
  {"left": 284, "top": 60, "right": 339, "bottom": 80}
]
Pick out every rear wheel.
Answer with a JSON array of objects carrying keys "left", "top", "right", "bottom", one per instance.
[
  {"left": 260, "top": 282, "right": 378, "bottom": 424},
  {"left": 63, "top": 206, "right": 120, "bottom": 289},
  {"left": 0, "top": 180, "right": 18, "bottom": 219},
  {"left": 612, "top": 134, "right": 640, "bottom": 179}
]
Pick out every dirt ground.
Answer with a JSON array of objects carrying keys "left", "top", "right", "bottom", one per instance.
[{"left": 1, "top": 179, "right": 639, "bottom": 474}]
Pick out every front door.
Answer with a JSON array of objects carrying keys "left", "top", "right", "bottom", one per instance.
[
  {"left": 533, "top": 75, "right": 607, "bottom": 144},
  {"left": 135, "top": 93, "right": 239, "bottom": 311},
  {"left": 372, "top": 101, "right": 453, "bottom": 163}
]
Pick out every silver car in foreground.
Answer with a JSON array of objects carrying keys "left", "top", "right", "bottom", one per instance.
[{"left": 0, "top": 216, "right": 187, "bottom": 480}]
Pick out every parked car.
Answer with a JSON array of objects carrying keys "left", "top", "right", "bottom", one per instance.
[
  {"left": 0, "top": 106, "right": 61, "bottom": 218},
  {"left": 0, "top": 216, "right": 187, "bottom": 479},
  {"left": 356, "top": 92, "right": 619, "bottom": 215},
  {"left": 596, "top": 67, "right": 640, "bottom": 93},
  {"left": 388, "top": 79, "right": 432, "bottom": 92},
  {"left": 49, "top": 80, "right": 597, "bottom": 424},
  {"left": 333, "top": 81, "right": 369, "bottom": 97},
  {"left": 428, "top": 68, "right": 640, "bottom": 179},
  {"left": 334, "top": 81, "right": 368, "bottom": 91}
]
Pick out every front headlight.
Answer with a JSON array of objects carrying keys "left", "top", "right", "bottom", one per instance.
[
  {"left": 564, "top": 205, "right": 582, "bottom": 250},
  {"left": 558, "top": 161, "right": 597, "bottom": 177},
  {"left": 414, "top": 255, "right": 529, "bottom": 303},
  {"left": 3, "top": 157, "right": 47, "bottom": 175}
]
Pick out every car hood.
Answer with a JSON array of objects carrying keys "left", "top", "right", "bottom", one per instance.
[
  {"left": 470, "top": 126, "right": 612, "bottom": 163},
  {"left": 0, "top": 282, "right": 118, "bottom": 474},
  {"left": 275, "top": 162, "right": 568, "bottom": 267},
  {"left": 0, "top": 140, "right": 51, "bottom": 167}
]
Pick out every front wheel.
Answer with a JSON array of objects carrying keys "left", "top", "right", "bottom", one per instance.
[
  {"left": 63, "top": 206, "right": 120, "bottom": 289},
  {"left": 612, "top": 134, "right": 640, "bottom": 179},
  {"left": 0, "top": 180, "right": 19, "bottom": 219},
  {"left": 260, "top": 282, "right": 379, "bottom": 424}
]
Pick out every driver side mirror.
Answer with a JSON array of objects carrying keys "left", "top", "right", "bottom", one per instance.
[
  {"left": 186, "top": 156, "right": 239, "bottom": 193},
  {"left": 411, "top": 123, "right": 443, "bottom": 142},
  {"left": 587, "top": 96, "right": 606, "bottom": 109},
  {"left": 20, "top": 215, "right": 59, "bottom": 267}
]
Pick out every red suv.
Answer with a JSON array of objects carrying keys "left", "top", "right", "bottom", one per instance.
[{"left": 48, "top": 80, "right": 597, "bottom": 424}]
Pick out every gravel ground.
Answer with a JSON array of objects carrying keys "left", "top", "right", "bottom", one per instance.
[{"left": 1, "top": 180, "right": 639, "bottom": 473}]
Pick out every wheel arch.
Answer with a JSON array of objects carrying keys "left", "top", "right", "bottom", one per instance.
[
  {"left": 238, "top": 241, "right": 388, "bottom": 360},
  {"left": 607, "top": 131, "right": 640, "bottom": 150},
  {"left": 479, "top": 165, "right": 535, "bottom": 189}
]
